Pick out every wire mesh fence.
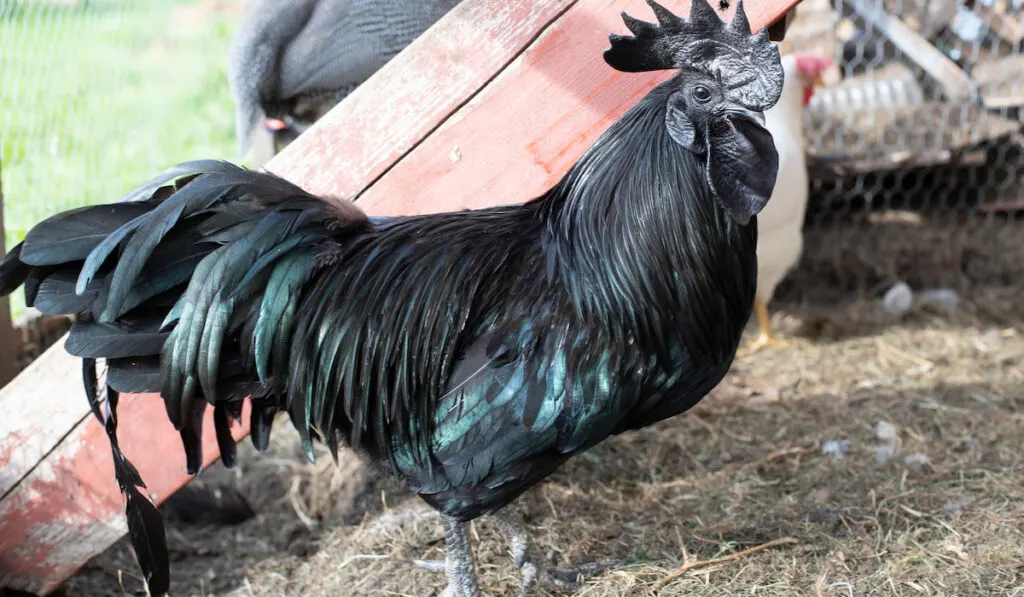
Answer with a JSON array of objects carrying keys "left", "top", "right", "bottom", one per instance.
[
  {"left": 0, "top": 0, "right": 240, "bottom": 321},
  {"left": 781, "top": 0, "right": 1023, "bottom": 313}
]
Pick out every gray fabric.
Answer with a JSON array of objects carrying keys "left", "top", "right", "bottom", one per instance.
[{"left": 228, "top": 0, "right": 460, "bottom": 157}]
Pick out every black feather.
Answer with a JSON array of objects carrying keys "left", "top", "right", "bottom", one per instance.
[
  {"left": 214, "top": 403, "right": 237, "bottom": 468},
  {"left": 180, "top": 399, "right": 207, "bottom": 475},
  {"left": 0, "top": 242, "right": 32, "bottom": 296},
  {"left": 66, "top": 316, "right": 170, "bottom": 359},
  {"left": 23, "top": 266, "right": 56, "bottom": 307},
  {"left": 123, "top": 484, "right": 171, "bottom": 595},
  {"left": 19, "top": 203, "right": 153, "bottom": 266},
  {"left": 34, "top": 269, "right": 101, "bottom": 314},
  {"left": 82, "top": 358, "right": 104, "bottom": 423},
  {"left": 250, "top": 402, "right": 277, "bottom": 452},
  {"left": 82, "top": 361, "right": 170, "bottom": 596},
  {"left": 107, "top": 356, "right": 162, "bottom": 393}
]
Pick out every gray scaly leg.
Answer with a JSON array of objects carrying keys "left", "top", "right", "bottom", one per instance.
[
  {"left": 438, "top": 514, "right": 478, "bottom": 597},
  {"left": 491, "top": 511, "right": 620, "bottom": 595}
]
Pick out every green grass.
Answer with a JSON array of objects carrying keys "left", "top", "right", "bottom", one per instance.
[{"left": 1, "top": 0, "right": 241, "bottom": 317}]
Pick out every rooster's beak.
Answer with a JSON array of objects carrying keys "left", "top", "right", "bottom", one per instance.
[{"left": 725, "top": 105, "right": 766, "bottom": 127}]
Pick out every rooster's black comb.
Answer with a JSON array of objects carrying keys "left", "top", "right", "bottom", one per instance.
[{"left": 604, "top": 0, "right": 783, "bottom": 111}]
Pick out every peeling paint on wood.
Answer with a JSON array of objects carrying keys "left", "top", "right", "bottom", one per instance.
[
  {"left": 0, "top": 398, "right": 251, "bottom": 594},
  {"left": 266, "top": 0, "right": 577, "bottom": 199},
  {"left": 0, "top": 339, "right": 83, "bottom": 498},
  {"left": 355, "top": 0, "right": 800, "bottom": 215}
]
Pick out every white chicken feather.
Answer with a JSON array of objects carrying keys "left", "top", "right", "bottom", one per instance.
[{"left": 747, "top": 52, "right": 832, "bottom": 352}]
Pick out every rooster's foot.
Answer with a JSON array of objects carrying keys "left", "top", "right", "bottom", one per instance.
[
  {"left": 739, "top": 332, "right": 791, "bottom": 356},
  {"left": 414, "top": 515, "right": 478, "bottom": 597},
  {"left": 492, "top": 511, "right": 620, "bottom": 594}
]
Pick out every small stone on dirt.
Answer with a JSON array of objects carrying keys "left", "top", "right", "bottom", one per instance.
[
  {"left": 904, "top": 452, "right": 931, "bottom": 470},
  {"left": 875, "top": 421, "right": 899, "bottom": 441},
  {"left": 821, "top": 439, "right": 851, "bottom": 458},
  {"left": 882, "top": 282, "right": 913, "bottom": 316}
]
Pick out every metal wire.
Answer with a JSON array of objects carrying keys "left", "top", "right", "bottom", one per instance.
[
  {"left": 0, "top": 0, "right": 239, "bottom": 318},
  {"left": 784, "top": 0, "right": 1022, "bottom": 304}
]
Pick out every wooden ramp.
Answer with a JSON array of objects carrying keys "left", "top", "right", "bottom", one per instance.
[{"left": 0, "top": 0, "right": 798, "bottom": 593}]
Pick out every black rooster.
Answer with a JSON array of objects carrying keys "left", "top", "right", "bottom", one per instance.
[{"left": 0, "top": 1, "right": 783, "bottom": 595}]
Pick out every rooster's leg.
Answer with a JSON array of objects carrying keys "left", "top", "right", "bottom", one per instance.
[
  {"left": 741, "top": 298, "right": 790, "bottom": 354},
  {"left": 491, "top": 511, "right": 619, "bottom": 595},
  {"left": 437, "top": 515, "right": 479, "bottom": 597}
]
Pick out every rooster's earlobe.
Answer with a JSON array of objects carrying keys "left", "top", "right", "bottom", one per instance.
[{"left": 665, "top": 94, "right": 702, "bottom": 152}]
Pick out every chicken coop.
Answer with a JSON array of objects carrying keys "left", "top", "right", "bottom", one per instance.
[
  {"left": 1, "top": 0, "right": 1022, "bottom": 596},
  {"left": 783, "top": 0, "right": 1022, "bottom": 305}
]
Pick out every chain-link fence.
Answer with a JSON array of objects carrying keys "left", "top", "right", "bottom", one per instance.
[{"left": 781, "top": 0, "right": 1023, "bottom": 316}]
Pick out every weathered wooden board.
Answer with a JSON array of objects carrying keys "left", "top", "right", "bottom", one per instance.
[
  {"left": 0, "top": 177, "right": 19, "bottom": 388},
  {"left": 0, "top": 398, "right": 252, "bottom": 589},
  {"left": 0, "top": 339, "right": 83, "bottom": 498},
  {"left": 270, "top": 0, "right": 799, "bottom": 205},
  {"left": 358, "top": 0, "right": 800, "bottom": 214},
  {"left": 266, "top": 0, "right": 578, "bottom": 197},
  {"left": 848, "top": 1, "right": 977, "bottom": 103},
  {"left": 0, "top": 0, "right": 800, "bottom": 594}
]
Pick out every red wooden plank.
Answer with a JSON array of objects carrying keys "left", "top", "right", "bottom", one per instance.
[
  {"left": 0, "top": 340, "right": 83, "bottom": 498},
  {"left": 265, "top": 0, "right": 576, "bottom": 198},
  {"left": 271, "top": 0, "right": 797, "bottom": 202},
  {"left": 0, "top": 399, "right": 251, "bottom": 594},
  {"left": 0, "top": 0, "right": 799, "bottom": 593},
  {"left": 355, "top": 0, "right": 800, "bottom": 214}
]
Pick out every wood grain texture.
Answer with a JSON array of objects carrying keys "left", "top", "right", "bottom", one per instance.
[
  {"left": 265, "top": 0, "right": 577, "bottom": 198},
  {"left": 0, "top": 175, "right": 18, "bottom": 388},
  {"left": 0, "top": 339, "right": 84, "bottom": 498},
  {"left": 0, "top": 0, "right": 801, "bottom": 593},
  {"left": 267, "top": 0, "right": 799, "bottom": 203},
  {"left": 0, "top": 399, "right": 251, "bottom": 594}
]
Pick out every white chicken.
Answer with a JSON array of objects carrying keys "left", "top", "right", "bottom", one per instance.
[{"left": 746, "top": 52, "right": 832, "bottom": 352}]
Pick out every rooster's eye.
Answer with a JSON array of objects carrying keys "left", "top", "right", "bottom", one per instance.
[{"left": 692, "top": 86, "right": 712, "bottom": 103}]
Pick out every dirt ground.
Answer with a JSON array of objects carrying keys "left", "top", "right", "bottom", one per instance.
[{"left": 52, "top": 214, "right": 1024, "bottom": 597}]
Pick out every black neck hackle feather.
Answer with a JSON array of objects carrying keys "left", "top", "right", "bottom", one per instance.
[
  {"left": 541, "top": 82, "right": 756, "bottom": 366},
  {"left": 0, "top": 2, "right": 783, "bottom": 594}
]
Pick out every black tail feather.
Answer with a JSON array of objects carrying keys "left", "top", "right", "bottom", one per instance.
[
  {"left": 83, "top": 359, "right": 170, "bottom": 596},
  {"left": 250, "top": 402, "right": 278, "bottom": 452},
  {"left": 0, "top": 242, "right": 31, "bottom": 296},
  {"left": 107, "top": 356, "right": 162, "bottom": 393},
  {"left": 2, "top": 161, "right": 363, "bottom": 596},
  {"left": 66, "top": 315, "right": 170, "bottom": 359},
  {"left": 34, "top": 268, "right": 103, "bottom": 314},
  {"left": 23, "top": 265, "right": 59, "bottom": 308},
  {"left": 20, "top": 203, "right": 154, "bottom": 266},
  {"left": 214, "top": 403, "right": 238, "bottom": 468}
]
